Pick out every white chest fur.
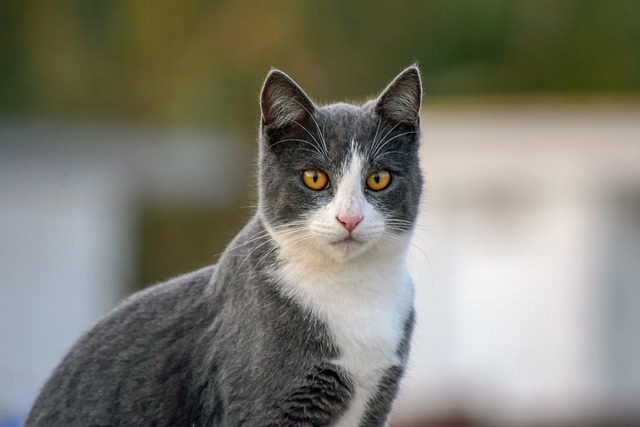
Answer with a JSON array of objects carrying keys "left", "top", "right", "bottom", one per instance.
[{"left": 277, "top": 251, "right": 414, "bottom": 426}]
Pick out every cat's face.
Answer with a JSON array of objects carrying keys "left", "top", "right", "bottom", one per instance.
[{"left": 258, "top": 67, "right": 422, "bottom": 265}]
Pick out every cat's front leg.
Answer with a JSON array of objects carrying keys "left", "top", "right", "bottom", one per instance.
[{"left": 274, "top": 364, "right": 353, "bottom": 426}]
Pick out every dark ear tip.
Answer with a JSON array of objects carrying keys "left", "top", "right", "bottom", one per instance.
[
  {"left": 399, "top": 65, "right": 422, "bottom": 89},
  {"left": 262, "top": 68, "right": 295, "bottom": 89},
  {"left": 404, "top": 65, "right": 420, "bottom": 75},
  {"left": 398, "top": 65, "right": 422, "bottom": 103},
  {"left": 264, "top": 68, "right": 285, "bottom": 81}
]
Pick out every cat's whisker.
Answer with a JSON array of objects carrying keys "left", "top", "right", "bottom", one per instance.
[
  {"left": 371, "top": 130, "right": 418, "bottom": 160},
  {"left": 270, "top": 137, "right": 326, "bottom": 159},
  {"left": 292, "top": 120, "right": 327, "bottom": 160},
  {"left": 407, "top": 246, "right": 433, "bottom": 279},
  {"left": 235, "top": 236, "right": 277, "bottom": 272},
  {"left": 291, "top": 98, "right": 330, "bottom": 159},
  {"left": 368, "top": 118, "right": 387, "bottom": 152},
  {"left": 247, "top": 244, "right": 281, "bottom": 278},
  {"left": 370, "top": 116, "right": 382, "bottom": 158},
  {"left": 223, "top": 230, "right": 271, "bottom": 255},
  {"left": 368, "top": 121, "right": 401, "bottom": 159},
  {"left": 320, "top": 119, "right": 329, "bottom": 160}
]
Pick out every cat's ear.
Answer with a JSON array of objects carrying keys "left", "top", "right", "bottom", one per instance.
[
  {"left": 375, "top": 65, "right": 422, "bottom": 125},
  {"left": 260, "top": 69, "right": 316, "bottom": 132}
]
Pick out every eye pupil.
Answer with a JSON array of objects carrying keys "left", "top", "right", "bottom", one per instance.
[
  {"left": 373, "top": 173, "right": 380, "bottom": 183},
  {"left": 313, "top": 171, "right": 319, "bottom": 182}
]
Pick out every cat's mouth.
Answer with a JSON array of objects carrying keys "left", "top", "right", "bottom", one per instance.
[{"left": 332, "top": 235, "right": 362, "bottom": 245}]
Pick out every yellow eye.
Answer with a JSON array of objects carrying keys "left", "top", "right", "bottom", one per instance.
[
  {"left": 302, "top": 169, "right": 329, "bottom": 190},
  {"left": 366, "top": 170, "right": 391, "bottom": 191}
]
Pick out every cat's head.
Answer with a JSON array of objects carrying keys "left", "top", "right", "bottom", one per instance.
[{"left": 258, "top": 66, "right": 422, "bottom": 266}]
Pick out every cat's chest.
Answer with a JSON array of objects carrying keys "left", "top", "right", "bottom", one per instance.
[
  {"left": 281, "top": 259, "right": 412, "bottom": 360},
  {"left": 277, "top": 257, "right": 413, "bottom": 423},
  {"left": 321, "top": 280, "right": 410, "bottom": 375}
]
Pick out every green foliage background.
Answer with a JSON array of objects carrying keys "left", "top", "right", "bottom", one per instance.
[{"left": 2, "top": 0, "right": 640, "bottom": 136}]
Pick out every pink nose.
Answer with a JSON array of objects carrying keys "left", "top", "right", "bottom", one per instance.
[{"left": 337, "top": 214, "right": 363, "bottom": 232}]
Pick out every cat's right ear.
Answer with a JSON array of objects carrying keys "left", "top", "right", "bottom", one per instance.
[
  {"left": 260, "top": 69, "right": 316, "bottom": 134},
  {"left": 375, "top": 65, "right": 422, "bottom": 126}
]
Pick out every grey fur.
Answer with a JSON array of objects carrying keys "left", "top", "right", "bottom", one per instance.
[{"left": 26, "top": 66, "right": 423, "bottom": 427}]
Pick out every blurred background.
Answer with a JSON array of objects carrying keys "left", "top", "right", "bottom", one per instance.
[{"left": 1, "top": 1, "right": 639, "bottom": 426}]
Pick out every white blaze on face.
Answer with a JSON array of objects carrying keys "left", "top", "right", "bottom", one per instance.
[{"left": 334, "top": 151, "right": 366, "bottom": 233}]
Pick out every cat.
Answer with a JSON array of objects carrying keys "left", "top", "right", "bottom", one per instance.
[{"left": 25, "top": 65, "right": 423, "bottom": 427}]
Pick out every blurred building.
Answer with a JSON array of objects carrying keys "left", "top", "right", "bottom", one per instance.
[
  {"left": 0, "top": 119, "right": 248, "bottom": 423},
  {"left": 396, "top": 102, "right": 640, "bottom": 426}
]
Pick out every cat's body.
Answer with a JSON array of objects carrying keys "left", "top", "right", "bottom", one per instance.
[{"left": 26, "top": 66, "right": 423, "bottom": 427}]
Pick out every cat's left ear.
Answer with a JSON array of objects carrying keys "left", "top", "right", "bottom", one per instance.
[
  {"left": 260, "top": 69, "right": 316, "bottom": 132},
  {"left": 375, "top": 65, "right": 422, "bottom": 125}
]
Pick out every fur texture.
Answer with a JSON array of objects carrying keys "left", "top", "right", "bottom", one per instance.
[{"left": 26, "top": 66, "right": 423, "bottom": 427}]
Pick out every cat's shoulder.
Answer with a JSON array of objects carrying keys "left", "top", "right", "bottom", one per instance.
[
  {"left": 74, "top": 265, "right": 216, "bottom": 349},
  {"left": 115, "top": 264, "right": 215, "bottom": 314}
]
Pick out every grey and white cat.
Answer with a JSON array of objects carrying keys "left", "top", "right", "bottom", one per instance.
[{"left": 26, "top": 66, "right": 423, "bottom": 427}]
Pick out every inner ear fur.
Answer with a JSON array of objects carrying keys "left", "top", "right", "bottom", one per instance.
[
  {"left": 375, "top": 66, "right": 422, "bottom": 125},
  {"left": 260, "top": 69, "right": 316, "bottom": 131}
]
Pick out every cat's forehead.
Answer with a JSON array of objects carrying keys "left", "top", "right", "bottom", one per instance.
[{"left": 316, "top": 103, "right": 377, "bottom": 144}]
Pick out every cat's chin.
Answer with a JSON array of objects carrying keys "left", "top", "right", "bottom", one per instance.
[
  {"left": 316, "top": 247, "right": 368, "bottom": 267},
  {"left": 329, "top": 237, "right": 368, "bottom": 259}
]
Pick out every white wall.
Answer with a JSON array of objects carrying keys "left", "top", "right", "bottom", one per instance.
[
  {"left": 395, "top": 104, "right": 640, "bottom": 424},
  {"left": 0, "top": 119, "right": 246, "bottom": 421},
  {"left": 0, "top": 152, "right": 134, "bottom": 417}
]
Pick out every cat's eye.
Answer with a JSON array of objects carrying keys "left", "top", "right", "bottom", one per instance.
[
  {"left": 302, "top": 169, "right": 329, "bottom": 190},
  {"left": 366, "top": 170, "right": 391, "bottom": 191}
]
